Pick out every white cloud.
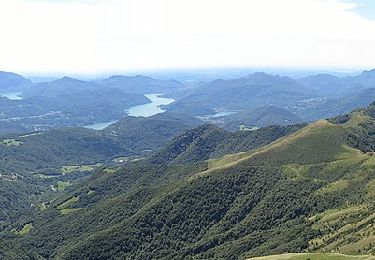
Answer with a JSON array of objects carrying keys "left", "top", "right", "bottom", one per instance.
[{"left": 0, "top": 0, "right": 374, "bottom": 74}]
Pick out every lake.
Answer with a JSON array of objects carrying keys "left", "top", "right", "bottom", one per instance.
[
  {"left": 127, "top": 94, "right": 174, "bottom": 117},
  {"left": 84, "top": 94, "right": 175, "bottom": 130},
  {"left": 0, "top": 92, "right": 23, "bottom": 100}
]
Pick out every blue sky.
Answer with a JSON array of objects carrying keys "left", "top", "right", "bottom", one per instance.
[
  {"left": 1, "top": 0, "right": 375, "bottom": 74},
  {"left": 343, "top": 0, "right": 375, "bottom": 20}
]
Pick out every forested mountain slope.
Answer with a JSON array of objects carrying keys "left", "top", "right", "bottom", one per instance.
[
  {"left": 3, "top": 103, "right": 375, "bottom": 259},
  {"left": 0, "top": 113, "right": 202, "bottom": 242}
]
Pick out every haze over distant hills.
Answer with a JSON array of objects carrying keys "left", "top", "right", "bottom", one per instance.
[
  {"left": 166, "top": 69, "right": 375, "bottom": 127},
  {"left": 1, "top": 69, "right": 375, "bottom": 135},
  {"left": 0, "top": 72, "right": 186, "bottom": 135},
  {"left": 95, "top": 75, "right": 184, "bottom": 94}
]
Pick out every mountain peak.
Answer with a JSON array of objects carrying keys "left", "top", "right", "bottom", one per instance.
[
  {"left": 108, "top": 75, "right": 151, "bottom": 80},
  {"left": 52, "top": 76, "right": 88, "bottom": 85},
  {"left": 246, "top": 72, "right": 276, "bottom": 79},
  {"left": 0, "top": 71, "right": 33, "bottom": 89},
  {"left": 363, "top": 68, "right": 375, "bottom": 75},
  {"left": 59, "top": 76, "right": 79, "bottom": 82}
]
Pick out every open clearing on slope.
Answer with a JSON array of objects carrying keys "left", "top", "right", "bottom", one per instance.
[
  {"left": 12, "top": 223, "right": 33, "bottom": 237},
  {"left": 60, "top": 164, "right": 101, "bottom": 174},
  {"left": 2, "top": 138, "right": 23, "bottom": 146}
]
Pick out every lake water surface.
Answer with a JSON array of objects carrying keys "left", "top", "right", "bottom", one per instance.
[
  {"left": 127, "top": 94, "right": 174, "bottom": 117},
  {"left": 84, "top": 94, "right": 175, "bottom": 130},
  {"left": 0, "top": 92, "right": 23, "bottom": 100}
]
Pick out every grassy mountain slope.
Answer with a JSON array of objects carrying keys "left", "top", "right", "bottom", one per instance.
[
  {"left": 150, "top": 123, "right": 304, "bottom": 165},
  {"left": 4, "top": 103, "right": 375, "bottom": 259},
  {"left": 4, "top": 123, "right": 302, "bottom": 259},
  {"left": 63, "top": 104, "right": 375, "bottom": 258}
]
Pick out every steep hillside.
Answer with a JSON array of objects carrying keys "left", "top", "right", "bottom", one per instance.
[
  {"left": 0, "top": 71, "right": 33, "bottom": 92},
  {"left": 103, "top": 112, "right": 202, "bottom": 152},
  {"left": 0, "top": 113, "right": 202, "bottom": 237},
  {"left": 43, "top": 104, "right": 375, "bottom": 259},
  {"left": 150, "top": 123, "right": 304, "bottom": 165},
  {"left": 4, "top": 104, "right": 375, "bottom": 259},
  {"left": 0, "top": 112, "right": 201, "bottom": 176},
  {"left": 1, "top": 123, "right": 302, "bottom": 259}
]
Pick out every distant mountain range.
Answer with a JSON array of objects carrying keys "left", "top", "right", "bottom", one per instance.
[
  {"left": 166, "top": 72, "right": 314, "bottom": 115},
  {"left": 95, "top": 75, "right": 184, "bottom": 94},
  {"left": 1, "top": 69, "right": 375, "bottom": 135},
  {"left": 298, "top": 69, "right": 375, "bottom": 96},
  {"left": 0, "top": 73, "right": 187, "bottom": 134},
  {"left": 166, "top": 69, "right": 375, "bottom": 127}
]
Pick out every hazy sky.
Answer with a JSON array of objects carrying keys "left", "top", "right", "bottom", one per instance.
[{"left": 0, "top": 0, "right": 374, "bottom": 74}]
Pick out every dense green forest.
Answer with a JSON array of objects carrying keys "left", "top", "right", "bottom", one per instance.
[
  {"left": 0, "top": 113, "right": 201, "bottom": 234},
  {"left": 2, "top": 103, "right": 375, "bottom": 259}
]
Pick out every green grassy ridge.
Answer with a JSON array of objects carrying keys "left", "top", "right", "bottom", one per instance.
[
  {"left": 6, "top": 103, "right": 375, "bottom": 259},
  {"left": 25, "top": 152, "right": 375, "bottom": 256},
  {"left": 199, "top": 119, "right": 357, "bottom": 180},
  {"left": 150, "top": 123, "right": 304, "bottom": 165},
  {"left": 50, "top": 105, "right": 375, "bottom": 258}
]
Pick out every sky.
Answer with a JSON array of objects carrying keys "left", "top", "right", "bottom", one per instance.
[{"left": 0, "top": 0, "right": 374, "bottom": 75}]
